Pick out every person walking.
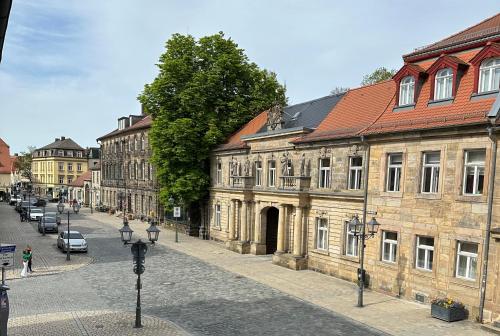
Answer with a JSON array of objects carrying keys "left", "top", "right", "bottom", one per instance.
[
  {"left": 27, "top": 245, "right": 33, "bottom": 273},
  {"left": 21, "top": 248, "right": 31, "bottom": 277}
]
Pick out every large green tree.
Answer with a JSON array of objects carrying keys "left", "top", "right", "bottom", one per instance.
[
  {"left": 139, "top": 32, "right": 286, "bottom": 223},
  {"left": 13, "top": 146, "right": 35, "bottom": 183},
  {"left": 361, "top": 67, "right": 396, "bottom": 86}
]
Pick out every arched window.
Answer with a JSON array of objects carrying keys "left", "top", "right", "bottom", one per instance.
[
  {"left": 129, "top": 137, "right": 133, "bottom": 151},
  {"left": 479, "top": 58, "right": 500, "bottom": 93},
  {"left": 135, "top": 137, "right": 140, "bottom": 151},
  {"left": 141, "top": 135, "right": 145, "bottom": 150},
  {"left": 128, "top": 162, "right": 132, "bottom": 179},
  {"left": 399, "top": 76, "right": 415, "bottom": 105},
  {"left": 134, "top": 162, "right": 138, "bottom": 179},
  {"left": 434, "top": 68, "right": 453, "bottom": 100}
]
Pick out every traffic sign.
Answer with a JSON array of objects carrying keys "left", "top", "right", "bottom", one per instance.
[
  {"left": 0, "top": 245, "right": 16, "bottom": 268},
  {"left": 173, "top": 207, "right": 181, "bottom": 218}
]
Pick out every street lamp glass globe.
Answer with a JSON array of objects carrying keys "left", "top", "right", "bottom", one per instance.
[
  {"left": 349, "top": 215, "right": 362, "bottom": 236},
  {"left": 368, "top": 217, "right": 380, "bottom": 235},
  {"left": 119, "top": 223, "right": 133, "bottom": 243},
  {"left": 146, "top": 221, "right": 160, "bottom": 243}
]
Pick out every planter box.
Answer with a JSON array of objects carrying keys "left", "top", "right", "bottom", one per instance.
[{"left": 431, "top": 304, "right": 466, "bottom": 322}]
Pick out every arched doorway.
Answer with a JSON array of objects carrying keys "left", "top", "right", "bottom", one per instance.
[{"left": 265, "top": 207, "right": 279, "bottom": 254}]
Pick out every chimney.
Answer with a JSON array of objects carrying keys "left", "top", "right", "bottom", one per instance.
[
  {"left": 61, "top": 136, "right": 66, "bottom": 140},
  {"left": 55, "top": 138, "right": 60, "bottom": 142}
]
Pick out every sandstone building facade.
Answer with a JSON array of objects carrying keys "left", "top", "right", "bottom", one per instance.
[
  {"left": 97, "top": 114, "right": 160, "bottom": 219},
  {"left": 209, "top": 14, "right": 500, "bottom": 320}
]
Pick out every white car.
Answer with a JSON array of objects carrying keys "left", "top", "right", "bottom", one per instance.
[
  {"left": 29, "top": 208, "right": 44, "bottom": 221},
  {"left": 57, "top": 231, "right": 88, "bottom": 253}
]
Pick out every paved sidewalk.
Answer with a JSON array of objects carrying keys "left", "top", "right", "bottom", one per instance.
[
  {"left": 8, "top": 310, "right": 188, "bottom": 336},
  {"left": 0, "top": 203, "right": 92, "bottom": 280},
  {"left": 88, "top": 209, "right": 490, "bottom": 336}
]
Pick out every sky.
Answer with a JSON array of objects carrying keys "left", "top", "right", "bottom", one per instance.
[{"left": 0, "top": 1, "right": 499, "bottom": 154}]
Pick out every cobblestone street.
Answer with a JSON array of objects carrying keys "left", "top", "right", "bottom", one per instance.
[{"left": 1, "top": 202, "right": 389, "bottom": 335}]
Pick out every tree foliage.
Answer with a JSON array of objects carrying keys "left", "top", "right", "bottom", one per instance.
[
  {"left": 361, "top": 67, "right": 396, "bottom": 86},
  {"left": 139, "top": 32, "right": 286, "bottom": 210},
  {"left": 14, "top": 146, "right": 35, "bottom": 183},
  {"left": 330, "top": 86, "right": 349, "bottom": 95}
]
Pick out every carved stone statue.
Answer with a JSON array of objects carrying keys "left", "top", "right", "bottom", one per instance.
[
  {"left": 299, "top": 154, "right": 306, "bottom": 176},
  {"left": 280, "top": 152, "right": 291, "bottom": 176},
  {"left": 243, "top": 158, "right": 251, "bottom": 176},
  {"left": 267, "top": 104, "right": 284, "bottom": 131},
  {"left": 230, "top": 157, "right": 239, "bottom": 176}
]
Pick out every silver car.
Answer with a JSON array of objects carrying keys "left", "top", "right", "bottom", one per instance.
[
  {"left": 38, "top": 216, "right": 58, "bottom": 233},
  {"left": 57, "top": 231, "right": 88, "bottom": 252},
  {"left": 44, "top": 211, "right": 61, "bottom": 225}
]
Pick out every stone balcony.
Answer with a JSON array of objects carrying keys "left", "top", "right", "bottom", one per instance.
[
  {"left": 279, "top": 176, "right": 311, "bottom": 191},
  {"left": 230, "top": 176, "right": 254, "bottom": 189}
]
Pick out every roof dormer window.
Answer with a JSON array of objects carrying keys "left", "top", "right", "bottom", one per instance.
[
  {"left": 479, "top": 58, "right": 500, "bottom": 93},
  {"left": 399, "top": 76, "right": 415, "bottom": 106},
  {"left": 434, "top": 68, "right": 453, "bottom": 100}
]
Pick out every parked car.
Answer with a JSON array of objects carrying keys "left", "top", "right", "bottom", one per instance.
[
  {"left": 38, "top": 216, "right": 58, "bottom": 233},
  {"left": 9, "top": 195, "right": 22, "bottom": 205},
  {"left": 29, "top": 208, "right": 44, "bottom": 221},
  {"left": 43, "top": 211, "right": 61, "bottom": 225},
  {"left": 18, "top": 201, "right": 31, "bottom": 213},
  {"left": 33, "top": 199, "right": 47, "bottom": 207},
  {"left": 57, "top": 231, "right": 87, "bottom": 252}
]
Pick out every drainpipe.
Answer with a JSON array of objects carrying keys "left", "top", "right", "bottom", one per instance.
[{"left": 479, "top": 126, "right": 497, "bottom": 323}]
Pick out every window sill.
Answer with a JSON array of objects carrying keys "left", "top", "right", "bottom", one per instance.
[
  {"left": 340, "top": 254, "right": 359, "bottom": 263},
  {"left": 415, "top": 193, "right": 442, "bottom": 200},
  {"left": 380, "top": 191, "right": 403, "bottom": 198},
  {"left": 211, "top": 226, "right": 222, "bottom": 231},
  {"left": 393, "top": 103, "right": 415, "bottom": 112},
  {"left": 449, "top": 277, "right": 479, "bottom": 289},
  {"left": 412, "top": 267, "right": 435, "bottom": 278},
  {"left": 470, "top": 90, "right": 498, "bottom": 101},
  {"left": 428, "top": 97, "right": 454, "bottom": 107},
  {"left": 376, "top": 260, "right": 398, "bottom": 270},
  {"left": 455, "top": 194, "right": 487, "bottom": 203},
  {"left": 311, "top": 249, "right": 330, "bottom": 256}
]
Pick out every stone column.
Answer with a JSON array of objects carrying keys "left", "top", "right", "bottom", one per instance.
[
  {"left": 277, "top": 204, "right": 286, "bottom": 253},
  {"left": 293, "top": 206, "right": 303, "bottom": 256},
  {"left": 241, "top": 201, "right": 248, "bottom": 242},
  {"left": 254, "top": 201, "right": 262, "bottom": 243},
  {"left": 228, "top": 200, "right": 235, "bottom": 240}
]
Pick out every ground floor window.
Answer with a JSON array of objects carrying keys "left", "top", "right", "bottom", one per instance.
[
  {"left": 416, "top": 236, "right": 434, "bottom": 271},
  {"left": 316, "top": 218, "right": 328, "bottom": 250},
  {"left": 456, "top": 241, "right": 478, "bottom": 280},
  {"left": 214, "top": 204, "right": 221, "bottom": 228},
  {"left": 382, "top": 231, "right": 398, "bottom": 263},
  {"left": 345, "top": 221, "right": 358, "bottom": 257}
]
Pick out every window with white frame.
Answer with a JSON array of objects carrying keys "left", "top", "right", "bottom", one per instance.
[
  {"left": 382, "top": 231, "right": 398, "bottom": 263},
  {"left": 316, "top": 218, "right": 328, "bottom": 250},
  {"left": 59, "top": 176, "right": 64, "bottom": 184},
  {"left": 348, "top": 157, "right": 363, "bottom": 190},
  {"left": 76, "top": 151, "right": 83, "bottom": 158},
  {"left": 456, "top": 241, "right": 478, "bottom": 280},
  {"left": 67, "top": 177, "right": 73, "bottom": 184},
  {"left": 345, "top": 222, "right": 358, "bottom": 257},
  {"left": 67, "top": 163, "right": 73, "bottom": 172},
  {"left": 58, "top": 162, "right": 64, "bottom": 171},
  {"left": 416, "top": 236, "right": 434, "bottom": 271},
  {"left": 255, "top": 161, "right": 262, "bottom": 186},
  {"left": 319, "top": 158, "right": 331, "bottom": 188},
  {"left": 386, "top": 153, "right": 402, "bottom": 192},
  {"left": 268, "top": 160, "right": 276, "bottom": 187},
  {"left": 399, "top": 76, "right": 415, "bottom": 105},
  {"left": 214, "top": 204, "right": 221, "bottom": 228},
  {"left": 434, "top": 68, "right": 453, "bottom": 100},
  {"left": 216, "top": 161, "right": 222, "bottom": 184},
  {"left": 58, "top": 150, "right": 64, "bottom": 156},
  {"left": 463, "top": 150, "right": 485, "bottom": 195},
  {"left": 77, "top": 163, "right": 82, "bottom": 172},
  {"left": 478, "top": 58, "right": 500, "bottom": 93},
  {"left": 421, "top": 151, "right": 440, "bottom": 193}
]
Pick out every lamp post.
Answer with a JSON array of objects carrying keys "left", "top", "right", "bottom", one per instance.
[
  {"left": 348, "top": 214, "right": 380, "bottom": 308},
  {"left": 118, "top": 219, "right": 160, "bottom": 328},
  {"left": 41, "top": 205, "right": 46, "bottom": 236},
  {"left": 168, "top": 196, "right": 179, "bottom": 243}
]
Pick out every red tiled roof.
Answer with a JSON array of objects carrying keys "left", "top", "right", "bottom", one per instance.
[
  {"left": 295, "top": 81, "right": 396, "bottom": 143},
  {"left": 69, "top": 171, "right": 91, "bottom": 187},
  {"left": 404, "top": 13, "right": 500, "bottom": 61},
  {"left": 363, "top": 49, "right": 495, "bottom": 135},
  {"left": 97, "top": 115, "right": 152, "bottom": 141},
  {"left": 0, "top": 138, "right": 12, "bottom": 174},
  {"left": 216, "top": 111, "right": 268, "bottom": 150}
]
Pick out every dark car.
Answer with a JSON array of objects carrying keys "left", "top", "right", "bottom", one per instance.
[
  {"left": 43, "top": 212, "right": 61, "bottom": 225},
  {"left": 34, "top": 199, "right": 47, "bottom": 207},
  {"left": 38, "top": 216, "right": 58, "bottom": 233}
]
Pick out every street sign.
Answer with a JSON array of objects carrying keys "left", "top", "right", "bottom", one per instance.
[
  {"left": 173, "top": 207, "right": 181, "bottom": 218},
  {"left": 0, "top": 245, "right": 15, "bottom": 268}
]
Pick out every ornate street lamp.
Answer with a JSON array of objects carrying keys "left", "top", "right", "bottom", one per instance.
[
  {"left": 118, "top": 219, "right": 160, "bottom": 328},
  {"left": 349, "top": 213, "right": 380, "bottom": 308}
]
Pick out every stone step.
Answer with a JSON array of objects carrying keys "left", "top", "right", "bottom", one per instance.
[{"left": 482, "top": 323, "right": 500, "bottom": 335}]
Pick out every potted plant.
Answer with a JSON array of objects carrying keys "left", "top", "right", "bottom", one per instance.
[{"left": 431, "top": 297, "right": 467, "bottom": 322}]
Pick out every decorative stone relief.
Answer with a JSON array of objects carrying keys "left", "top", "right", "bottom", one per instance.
[
  {"left": 266, "top": 104, "right": 284, "bottom": 131},
  {"left": 243, "top": 157, "right": 251, "bottom": 176},
  {"left": 319, "top": 147, "right": 331, "bottom": 159}
]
